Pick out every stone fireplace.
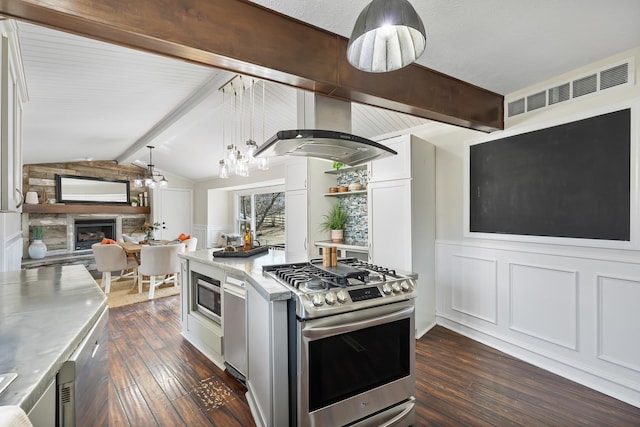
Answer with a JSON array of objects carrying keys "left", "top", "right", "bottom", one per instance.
[
  {"left": 74, "top": 218, "right": 117, "bottom": 250},
  {"left": 21, "top": 161, "right": 151, "bottom": 268},
  {"left": 22, "top": 211, "right": 148, "bottom": 259}
]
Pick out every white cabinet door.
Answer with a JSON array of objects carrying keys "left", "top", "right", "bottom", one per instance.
[
  {"left": 285, "top": 158, "right": 307, "bottom": 191},
  {"left": 368, "top": 135, "right": 411, "bottom": 183},
  {"left": 0, "top": 35, "right": 23, "bottom": 212},
  {"left": 0, "top": 211, "right": 21, "bottom": 271},
  {"left": 368, "top": 179, "right": 412, "bottom": 271},
  {"left": 285, "top": 189, "right": 308, "bottom": 257}
]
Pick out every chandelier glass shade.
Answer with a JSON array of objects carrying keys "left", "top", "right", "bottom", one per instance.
[
  {"left": 218, "top": 75, "right": 269, "bottom": 178},
  {"left": 134, "top": 145, "right": 168, "bottom": 188},
  {"left": 347, "top": 0, "right": 426, "bottom": 73}
]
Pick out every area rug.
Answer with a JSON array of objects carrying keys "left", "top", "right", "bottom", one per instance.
[
  {"left": 96, "top": 276, "right": 181, "bottom": 308},
  {"left": 191, "top": 376, "right": 235, "bottom": 411}
]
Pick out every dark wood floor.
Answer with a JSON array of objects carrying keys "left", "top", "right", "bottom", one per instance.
[{"left": 109, "top": 295, "right": 640, "bottom": 426}]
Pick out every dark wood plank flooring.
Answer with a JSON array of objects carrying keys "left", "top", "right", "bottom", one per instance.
[{"left": 109, "top": 295, "right": 640, "bottom": 426}]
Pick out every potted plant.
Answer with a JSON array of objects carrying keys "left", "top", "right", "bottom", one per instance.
[
  {"left": 320, "top": 203, "right": 347, "bottom": 243},
  {"left": 141, "top": 222, "right": 160, "bottom": 241},
  {"left": 28, "top": 226, "right": 47, "bottom": 259}
]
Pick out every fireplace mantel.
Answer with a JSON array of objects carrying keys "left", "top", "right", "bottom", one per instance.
[{"left": 22, "top": 204, "right": 150, "bottom": 214}]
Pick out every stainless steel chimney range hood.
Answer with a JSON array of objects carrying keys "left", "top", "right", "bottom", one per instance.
[{"left": 254, "top": 129, "right": 397, "bottom": 166}]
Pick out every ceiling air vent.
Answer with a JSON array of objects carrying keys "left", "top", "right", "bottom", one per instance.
[
  {"left": 600, "top": 63, "right": 628, "bottom": 90},
  {"left": 508, "top": 98, "right": 525, "bottom": 117},
  {"left": 505, "top": 58, "right": 633, "bottom": 119},
  {"left": 548, "top": 83, "right": 570, "bottom": 105},
  {"left": 527, "top": 91, "right": 546, "bottom": 111},
  {"left": 572, "top": 74, "right": 597, "bottom": 98}
]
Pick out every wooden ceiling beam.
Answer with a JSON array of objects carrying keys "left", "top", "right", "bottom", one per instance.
[{"left": 0, "top": 0, "right": 503, "bottom": 132}]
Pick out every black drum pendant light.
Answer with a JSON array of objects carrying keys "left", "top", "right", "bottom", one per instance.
[{"left": 347, "top": 0, "right": 426, "bottom": 73}]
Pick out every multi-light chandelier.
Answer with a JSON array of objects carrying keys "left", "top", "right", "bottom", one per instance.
[
  {"left": 218, "top": 75, "right": 269, "bottom": 179},
  {"left": 134, "top": 145, "right": 168, "bottom": 188}
]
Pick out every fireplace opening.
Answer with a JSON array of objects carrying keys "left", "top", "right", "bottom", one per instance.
[{"left": 74, "top": 219, "right": 116, "bottom": 250}]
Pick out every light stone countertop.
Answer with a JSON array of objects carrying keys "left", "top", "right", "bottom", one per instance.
[
  {"left": 0, "top": 265, "right": 107, "bottom": 412},
  {"left": 179, "top": 248, "right": 307, "bottom": 300}
]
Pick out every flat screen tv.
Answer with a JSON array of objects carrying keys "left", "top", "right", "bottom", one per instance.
[
  {"left": 469, "top": 108, "right": 631, "bottom": 242},
  {"left": 56, "top": 174, "right": 130, "bottom": 204}
]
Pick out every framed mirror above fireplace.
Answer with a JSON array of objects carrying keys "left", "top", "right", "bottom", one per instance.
[{"left": 56, "top": 174, "right": 130, "bottom": 204}]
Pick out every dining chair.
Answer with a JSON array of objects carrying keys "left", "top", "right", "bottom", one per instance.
[
  {"left": 182, "top": 237, "right": 198, "bottom": 252},
  {"left": 137, "top": 243, "right": 185, "bottom": 299},
  {"left": 91, "top": 242, "right": 138, "bottom": 293}
]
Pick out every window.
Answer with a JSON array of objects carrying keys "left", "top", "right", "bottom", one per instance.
[{"left": 236, "top": 186, "right": 285, "bottom": 247}]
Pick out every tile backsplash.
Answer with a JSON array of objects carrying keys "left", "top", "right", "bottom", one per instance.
[{"left": 336, "top": 168, "right": 368, "bottom": 244}]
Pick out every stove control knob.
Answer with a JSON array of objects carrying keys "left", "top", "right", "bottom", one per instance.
[
  {"left": 401, "top": 281, "right": 411, "bottom": 292},
  {"left": 312, "top": 294, "right": 325, "bottom": 307},
  {"left": 391, "top": 283, "right": 402, "bottom": 293},
  {"left": 325, "top": 292, "right": 337, "bottom": 305},
  {"left": 336, "top": 290, "right": 349, "bottom": 304},
  {"left": 382, "top": 284, "right": 392, "bottom": 295}
]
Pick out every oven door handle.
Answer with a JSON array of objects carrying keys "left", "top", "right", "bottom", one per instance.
[
  {"left": 378, "top": 397, "right": 415, "bottom": 427},
  {"left": 302, "top": 304, "right": 413, "bottom": 339}
]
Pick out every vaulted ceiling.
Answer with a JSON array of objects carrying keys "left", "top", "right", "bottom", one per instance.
[{"left": 11, "top": 0, "right": 640, "bottom": 182}]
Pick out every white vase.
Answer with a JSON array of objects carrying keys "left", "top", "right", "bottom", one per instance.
[
  {"left": 330, "top": 229, "right": 343, "bottom": 243},
  {"left": 28, "top": 239, "right": 47, "bottom": 259}
]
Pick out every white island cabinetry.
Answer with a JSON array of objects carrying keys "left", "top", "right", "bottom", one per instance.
[
  {"left": 179, "top": 250, "right": 295, "bottom": 427},
  {"left": 368, "top": 134, "right": 436, "bottom": 337},
  {"left": 245, "top": 278, "right": 290, "bottom": 427},
  {"left": 181, "top": 259, "right": 225, "bottom": 369}
]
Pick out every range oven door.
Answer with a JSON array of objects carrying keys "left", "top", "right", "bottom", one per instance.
[{"left": 297, "top": 300, "right": 415, "bottom": 427}]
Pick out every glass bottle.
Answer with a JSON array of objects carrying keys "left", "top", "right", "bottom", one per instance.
[{"left": 243, "top": 222, "right": 253, "bottom": 251}]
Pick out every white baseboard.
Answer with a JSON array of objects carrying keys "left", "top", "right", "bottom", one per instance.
[
  {"left": 436, "top": 315, "right": 640, "bottom": 409},
  {"left": 416, "top": 321, "right": 436, "bottom": 339}
]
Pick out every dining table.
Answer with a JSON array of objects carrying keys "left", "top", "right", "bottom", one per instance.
[
  {"left": 119, "top": 240, "right": 173, "bottom": 264},
  {"left": 119, "top": 241, "right": 142, "bottom": 256}
]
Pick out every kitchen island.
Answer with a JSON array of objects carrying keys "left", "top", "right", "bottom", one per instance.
[
  {"left": 0, "top": 264, "right": 107, "bottom": 424},
  {"left": 179, "top": 248, "right": 304, "bottom": 427}
]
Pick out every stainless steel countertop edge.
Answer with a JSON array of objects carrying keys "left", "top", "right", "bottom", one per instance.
[{"left": 0, "top": 265, "right": 107, "bottom": 412}]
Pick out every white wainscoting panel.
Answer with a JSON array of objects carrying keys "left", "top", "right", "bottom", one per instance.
[
  {"left": 598, "top": 275, "right": 640, "bottom": 371},
  {"left": 192, "top": 224, "right": 207, "bottom": 250},
  {"left": 451, "top": 255, "right": 498, "bottom": 323},
  {"left": 436, "top": 240, "right": 640, "bottom": 408},
  {"left": 509, "top": 263, "right": 578, "bottom": 350}
]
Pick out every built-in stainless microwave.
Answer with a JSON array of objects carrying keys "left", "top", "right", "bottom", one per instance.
[{"left": 192, "top": 272, "right": 221, "bottom": 324}]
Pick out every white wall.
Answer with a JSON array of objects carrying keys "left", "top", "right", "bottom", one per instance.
[{"left": 417, "top": 46, "right": 640, "bottom": 407}]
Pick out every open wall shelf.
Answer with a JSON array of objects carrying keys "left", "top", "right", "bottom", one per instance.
[{"left": 22, "top": 204, "right": 150, "bottom": 214}]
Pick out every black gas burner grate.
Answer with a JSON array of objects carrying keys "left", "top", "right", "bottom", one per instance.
[
  {"left": 265, "top": 259, "right": 372, "bottom": 290},
  {"left": 341, "top": 259, "right": 399, "bottom": 278},
  {"left": 265, "top": 257, "right": 408, "bottom": 292}
]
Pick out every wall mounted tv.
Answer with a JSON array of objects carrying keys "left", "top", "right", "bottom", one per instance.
[
  {"left": 56, "top": 174, "right": 131, "bottom": 204},
  {"left": 469, "top": 108, "right": 630, "bottom": 241}
]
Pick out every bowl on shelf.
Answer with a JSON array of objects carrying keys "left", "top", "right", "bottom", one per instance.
[
  {"left": 337, "top": 186, "right": 348, "bottom": 192},
  {"left": 348, "top": 183, "right": 363, "bottom": 191},
  {"left": 329, "top": 187, "right": 338, "bottom": 193}
]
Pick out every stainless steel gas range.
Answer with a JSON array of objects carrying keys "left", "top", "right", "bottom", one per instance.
[{"left": 263, "top": 258, "right": 417, "bottom": 427}]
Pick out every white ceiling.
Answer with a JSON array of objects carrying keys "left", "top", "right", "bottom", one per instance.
[{"left": 16, "top": 0, "right": 640, "bottom": 182}]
